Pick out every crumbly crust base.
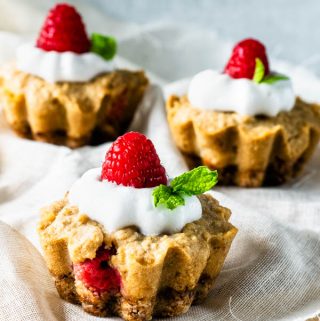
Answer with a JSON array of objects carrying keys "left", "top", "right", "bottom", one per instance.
[
  {"left": 0, "top": 65, "right": 148, "bottom": 147},
  {"left": 54, "top": 272, "right": 215, "bottom": 320},
  {"left": 38, "top": 194, "right": 237, "bottom": 321},
  {"left": 166, "top": 96, "right": 320, "bottom": 187}
]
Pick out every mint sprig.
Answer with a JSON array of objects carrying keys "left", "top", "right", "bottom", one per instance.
[
  {"left": 261, "top": 74, "right": 289, "bottom": 84},
  {"left": 153, "top": 166, "right": 218, "bottom": 210},
  {"left": 252, "top": 58, "right": 289, "bottom": 84},
  {"left": 91, "top": 33, "right": 117, "bottom": 61},
  {"left": 253, "top": 58, "right": 265, "bottom": 83},
  {"left": 153, "top": 185, "right": 185, "bottom": 210}
]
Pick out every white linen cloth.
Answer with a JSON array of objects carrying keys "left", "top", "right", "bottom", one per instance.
[{"left": 1, "top": 4, "right": 320, "bottom": 321}]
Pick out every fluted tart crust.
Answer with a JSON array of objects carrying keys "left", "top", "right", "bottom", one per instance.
[
  {"left": 166, "top": 96, "right": 320, "bottom": 187},
  {"left": 0, "top": 64, "right": 148, "bottom": 147},
  {"left": 38, "top": 194, "right": 237, "bottom": 321}
]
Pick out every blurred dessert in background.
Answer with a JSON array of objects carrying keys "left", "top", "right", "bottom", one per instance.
[
  {"left": 0, "top": 3, "right": 148, "bottom": 147},
  {"left": 167, "top": 38, "right": 320, "bottom": 187}
]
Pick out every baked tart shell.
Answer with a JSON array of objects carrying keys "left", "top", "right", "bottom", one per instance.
[
  {"left": 166, "top": 95, "right": 320, "bottom": 187},
  {"left": 38, "top": 194, "right": 237, "bottom": 321},
  {"left": 0, "top": 64, "right": 148, "bottom": 147}
]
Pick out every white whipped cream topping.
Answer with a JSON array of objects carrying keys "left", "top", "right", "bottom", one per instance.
[
  {"left": 68, "top": 168, "right": 202, "bottom": 236},
  {"left": 188, "top": 69, "right": 295, "bottom": 117},
  {"left": 16, "top": 43, "right": 114, "bottom": 83}
]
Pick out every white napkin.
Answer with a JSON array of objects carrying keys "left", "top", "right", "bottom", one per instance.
[
  {"left": 1, "top": 74, "right": 320, "bottom": 321},
  {"left": 1, "top": 3, "right": 320, "bottom": 320}
]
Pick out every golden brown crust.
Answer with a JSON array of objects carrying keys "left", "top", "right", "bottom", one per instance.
[
  {"left": 166, "top": 95, "right": 320, "bottom": 187},
  {"left": 38, "top": 194, "right": 237, "bottom": 321},
  {"left": 0, "top": 64, "right": 148, "bottom": 147}
]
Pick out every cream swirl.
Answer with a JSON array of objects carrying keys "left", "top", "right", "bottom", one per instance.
[
  {"left": 188, "top": 69, "right": 295, "bottom": 117},
  {"left": 16, "top": 43, "right": 114, "bottom": 83},
  {"left": 68, "top": 168, "right": 202, "bottom": 236}
]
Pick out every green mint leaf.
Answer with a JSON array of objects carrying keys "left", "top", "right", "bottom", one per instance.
[
  {"left": 152, "top": 185, "right": 185, "bottom": 210},
  {"left": 153, "top": 185, "right": 171, "bottom": 207},
  {"left": 90, "top": 33, "right": 117, "bottom": 61},
  {"left": 261, "top": 73, "right": 290, "bottom": 84},
  {"left": 153, "top": 167, "right": 218, "bottom": 211},
  {"left": 253, "top": 58, "right": 265, "bottom": 83},
  {"left": 171, "top": 166, "right": 218, "bottom": 196}
]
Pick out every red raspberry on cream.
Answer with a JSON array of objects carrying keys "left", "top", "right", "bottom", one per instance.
[
  {"left": 36, "top": 3, "right": 91, "bottom": 53},
  {"left": 101, "top": 132, "right": 168, "bottom": 188},
  {"left": 224, "top": 38, "right": 270, "bottom": 79}
]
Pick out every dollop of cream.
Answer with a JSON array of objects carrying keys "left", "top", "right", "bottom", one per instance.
[
  {"left": 188, "top": 69, "right": 295, "bottom": 117},
  {"left": 68, "top": 168, "right": 202, "bottom": 236},
  {"left": 16, "top": 43, "right": 114, "bottom": 83}
]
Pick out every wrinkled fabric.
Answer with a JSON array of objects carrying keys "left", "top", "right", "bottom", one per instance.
[{"left": 1, "top": 5, "right": 320, "bottom": 320}]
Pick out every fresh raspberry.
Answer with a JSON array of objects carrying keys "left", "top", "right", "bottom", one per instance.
[
  {"left": 101, "top": 132, "right": 168, "bottom": 188},
  {"left": 36, "top": 3, "right": 91, "bottom": 53},
  {"left": 73, "top": 248, "right": 121, "bottom": 293},
  {"left": 224, "top": 38, "right": 270, "bottom": 79}
]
